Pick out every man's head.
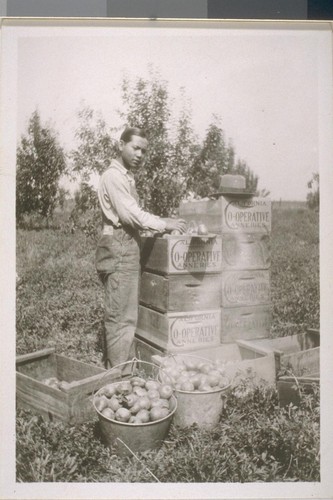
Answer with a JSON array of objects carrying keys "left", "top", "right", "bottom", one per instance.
[{"left": 119, "top": 127, "right": 148, "bottom": 170}]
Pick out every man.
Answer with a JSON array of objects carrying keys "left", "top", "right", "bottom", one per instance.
[{"left": 95, "top": 127, "right": 187, "bottom": 369}]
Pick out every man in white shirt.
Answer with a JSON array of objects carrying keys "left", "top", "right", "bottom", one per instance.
[{"left": 96, "top": 127, "right": 187, "bottom": 369}]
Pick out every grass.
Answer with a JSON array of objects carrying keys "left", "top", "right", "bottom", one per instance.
[{"left": 15, "top": 204, "right": 320, "bottom": 482}]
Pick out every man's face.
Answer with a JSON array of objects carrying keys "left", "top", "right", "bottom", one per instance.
[{"left": 119, "top": 135, "right": 148, "bottom": 170}]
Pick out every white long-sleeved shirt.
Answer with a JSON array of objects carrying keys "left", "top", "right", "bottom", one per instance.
[{"left": 98, "top": 159, "right": 166, "bottom": 233}]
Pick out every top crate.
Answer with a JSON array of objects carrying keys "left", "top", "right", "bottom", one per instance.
[
  {"left": 179, "top": 197, "right": 271, "bottom": 234},
  {"left": 141, "top": 234, "right": 222, "bottom": 275}
]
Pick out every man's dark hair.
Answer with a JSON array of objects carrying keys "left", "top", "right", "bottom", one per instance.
[{"left": 120, "top": 127, "right": 147, "bottom": 143}]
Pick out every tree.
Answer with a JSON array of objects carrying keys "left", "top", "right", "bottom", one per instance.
[
  {"left": 306, "top": 172, "right": 319, "bottom": 210},
  {"left": 16, "top": 110, "right": 67, "bottom": 221}
]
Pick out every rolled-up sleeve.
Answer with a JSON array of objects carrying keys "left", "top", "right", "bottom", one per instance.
[{"left": 99, "top": 167, "right": 166, "bottom": 232}]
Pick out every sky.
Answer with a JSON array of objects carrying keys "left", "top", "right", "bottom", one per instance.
[{"left": 16, "top": 24, "right": 326, "bottom": 201}]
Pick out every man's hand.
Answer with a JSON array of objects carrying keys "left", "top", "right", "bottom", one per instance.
[{"left": 162, "top": 218, "right": 187, "bottom": 234}]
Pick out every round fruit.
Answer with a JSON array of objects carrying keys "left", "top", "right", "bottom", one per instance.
[
  {"left": 129, "top": 402, "right": 141, "bottom": 415},
  {"left": 95, "top": 395, "right": 109, "bottom": 413},
  {"left": 197, "top": 223, "right": 209, "bottom": 235},
  {"left": 147, "top": 389, "right": 160, "bottom": 401},
  {"left": 150, "top": 398, "right": 169, "bottom": 409},
  {"left": 199, "top": 363, "right": 214, "bottom": 374},
  {"left": 136, "top": 409, "right": 150, "bottom": 423},
  {"left": 137, "top": 396, "right": 152, "bottom": 410},
  {"left": 171, "top": 229, "right": 181, "bottom": 235},
  {"left": 133, "top": 386, "right": 148, "bottom": 397},
  {"left": 102, "top": 408, "right": 115, "bottom": 420},
  {"left": 108, "top": 395, "right": 121, "bottom": 412},
  {"left": 180, "top": 380, "right": 195, "bottom": 392},
  {"left": 131, "top": 376, "right": 146, "bottom": 387},
  {"left": 101, "top": 383, "right": 117, "bottom": 398},
  {"left": 198, "top": 383, "right": 213, "bottom": 392},
  {"left": 150, "top": 407, "right": 169, "bottom": 421},
  {"left": 116, "top": 381, "right": 132, "bottom": 395},
  {"left": 159, "top": 384, "right": 173, "bottom": 399},
  {"left": 115, "top": 407, "right": 131, "bottom": 422},
  {"left": 145, "top": 380, "right": 160, "bottom": 392},
  {"left": 125, "top": 393, "right": 138, "bottom": 408}
]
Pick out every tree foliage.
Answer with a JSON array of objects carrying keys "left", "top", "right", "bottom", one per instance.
[
  {"left": 69, "top": 70, "right": 263, "bottom": 223},
  {"left": 16, "top": 110, "right": 67, "bottom": 221},
  {"left": 306, "top": 172, "right": 319, "bottom": 210}
]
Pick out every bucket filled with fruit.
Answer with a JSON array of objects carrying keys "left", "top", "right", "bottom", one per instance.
[
  {"left": 155, "top": 354, "right": 230, "bottom": 430},
  {"left": 93, "top": 358, "right": 177, "bottom": 457}
]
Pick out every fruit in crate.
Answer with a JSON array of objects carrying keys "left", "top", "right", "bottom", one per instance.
[
  {"left": 158, "top": 356, "right": 229, "bottom": 392},
  {"left": 94, "top": 376, "right": 175, "bottom": 424}
]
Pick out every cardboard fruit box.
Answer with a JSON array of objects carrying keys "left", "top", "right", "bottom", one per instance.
[
  {"left": 136, "top": 305, "right": 221, "bottom": 353},
  {"left": 140, "top": 234, "right": 222, "bottom": 275},
  {"left": 16, "top": 348, "right": 121, "bottom": 424},
  {"left": 236, "top": 329, "right": 320, "bottom": 377},
  {"left": 140, "top": 271, "right": 221, "bottom": 312},
  {"left": 152, "top": 342, "right": 276, "bottom": 386},
  {"left": 179, "top": 197, "right": 271, "bottom": 234}
]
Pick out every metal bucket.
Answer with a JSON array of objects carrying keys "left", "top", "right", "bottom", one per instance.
[
  {"left": 93, "top": 359, "right": 177, "bottom": 457},
  {"left": 159, "top": 354, "right": 230, "bottom": 430}
]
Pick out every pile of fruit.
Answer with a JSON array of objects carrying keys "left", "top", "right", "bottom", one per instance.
[
  {"left": 158, "top": 356, "right": 229, "bottom": 393},
  {"left": 43, "top": 377, "right": 70, "bottom": 391},
  {"left": 94, "top": 377, "right": 175, "bottom": 424}
]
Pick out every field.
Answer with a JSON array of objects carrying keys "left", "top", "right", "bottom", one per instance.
[{"left": 15, "top": 204, "right": 320, "bottom": 482}]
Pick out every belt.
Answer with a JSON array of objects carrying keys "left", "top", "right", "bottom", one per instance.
[{"left": 102, "top": 223, "right": 122, "bottom": 235}]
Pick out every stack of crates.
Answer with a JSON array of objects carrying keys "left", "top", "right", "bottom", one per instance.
[
  {"left": 178, "top": 194, "right": 272, "bottom": 343},
  {"left": 136, "top": 233, "right": 223, "bottom": 353}
]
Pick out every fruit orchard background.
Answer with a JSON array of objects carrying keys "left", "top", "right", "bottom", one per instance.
[{"left": 15, "top": 201, "right": 320, "bottom": 482}]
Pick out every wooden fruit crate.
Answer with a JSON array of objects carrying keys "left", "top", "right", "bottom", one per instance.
[
  {"left": 134, "top": 336, "right": 164, "bottom": 363},
  {"left": 140, "top": 271, "right": 221, "bottom": 312},
  {"left": 221, "top": 233, "right": 270, "bottom": 270},
  {"left": 236, "top": 329, "right": 320, "bottom": 376},
  {"left": 152, "top": 342, "right": 276, "bottom": 385},
  {"left": 140, "top": 234, "right": 222, "bottom": 275},
  {"left": 277, "top": 373, "right": 319, "bottom": 406},
  {"left": 221, "top": 304, "right": 272, "bottom": 343},
  {"left": 179, "top": 197, "right": 271, "bottom": 234},
  {"left": 221, "top": 270, "right": 271, "bottom": 308},
  {"left": 16, "top": 348, "right": 121, "bottom": 424},
  {"left": 136, "top": 305, "right": 221, "bottom": 353}
]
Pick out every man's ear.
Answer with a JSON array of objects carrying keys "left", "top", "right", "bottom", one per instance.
[{"left": 118, "top": 140, "right": 124, "bottom": 152}]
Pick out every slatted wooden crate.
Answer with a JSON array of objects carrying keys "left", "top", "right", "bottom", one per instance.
[
  {"left": 136, "top": 305, "right": 221, "bottom": 353},
  {"left": 140, "top": 234, "right": 222, "bottom": 275},
  {"left": 140, "top": 271, "right": 221, "bottom": 312},
  {"left": 179, "top": 197, "right": 271, "bottom": 234},
  {"left": 237, "top": 329, "right": 320, "bottom": 376},
  {"left": 16, "top": 348, "right": 121, "bottom": 424},
  {"left": 221, "top": 305, "right": 272, "bottom": 343},
  {"left": 152, "top": 342, "right": 276, "bottom": 385},
  {"left": 221, "top": 270, "right": 271, "bottom": 308},
  {"left": 277, "top": 373, "right": 319, "bottom": 406},
  {"left": 221, "top": 233, "right": 270, "bottom": 270}
]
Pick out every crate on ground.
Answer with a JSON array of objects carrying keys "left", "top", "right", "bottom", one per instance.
[
  {"left": 140, "top": 271, "right": 221, "bottom": 312},
  {"left": 221, "top": 304, "right": 272, "bottom": 343},
  {"left": 136, "top": 305, "right": 221, "bottom": 353},
  {"left": 179, "top": 197, "right": 271, "bottom": 234},
  {"left": 236, "top": 329, "right": 320, "bottom": 376},
  {"left": 140, "top": 234, "right": 222, "bottom": 275},
  {"left": 16, "top": 348, "right": 121, "bottom": 424},
  {"left": 152, "top": 342, "right": 276, "bottom": 386},
  {"left": 276, "top": 373, "right": 319, "bottom": 406}
]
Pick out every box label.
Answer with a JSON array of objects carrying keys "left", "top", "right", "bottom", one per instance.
[
  {"left": 221, "top": 306, "right": 271, "bottom": 342},
  {"left": 222, "top": 270, "right": 270, "bottom": 307},
  {"left": 222, "top": 198, "right": 271, "bottom": 233},
  {"left": 169, "top": 237, "right": 222, "bottom": 273},
  {"left": 170, "top": 312, "right": 220, "bottom": 348}
]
